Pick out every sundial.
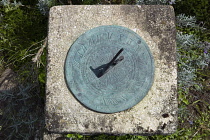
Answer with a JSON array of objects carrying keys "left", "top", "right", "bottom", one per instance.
[{"left": 65, "top": 25, "right": 154, "bottom": 113}]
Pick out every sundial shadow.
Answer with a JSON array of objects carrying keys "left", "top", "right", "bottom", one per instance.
[
  {"left": 90, "top": 48, "right": 124, "bottom": 78},
  {"left": 90, "top": 63, "right": 109, "bottom": 78}
]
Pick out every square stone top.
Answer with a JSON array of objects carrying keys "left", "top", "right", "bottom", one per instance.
[{"left": 45, "top": 5, "right": 177, "bottom": 135}]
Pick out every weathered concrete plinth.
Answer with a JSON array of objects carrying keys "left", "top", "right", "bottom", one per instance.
[{"left": 45, "top": 5, "right": 177, "bottom": 138}]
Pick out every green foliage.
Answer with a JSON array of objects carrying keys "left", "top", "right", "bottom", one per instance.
[
  {"left": 0, "top": 2, "right": 48, "bottom": 70},
  {"left": 36, "top": 0, "right": 137, "bottom": 14},
  {"left": 174, "top": 12, "right": 210, "bottom": 140},
  {"left": 66, "top": 134, "right": 84, "bottom": 139},
  {"left": 176, "top": 14, "right": 198, "bottom": 28},
  {"left": 0, "top": 64, "right": 44, "bottom": 139},
  {"left": 0, "top": 1, "right": 47, "bottom": 139},
  {"left": 174, "top": 0, "right": 210, "bottom": 27},
  {"left": 20, "top": 0, "right": 40, "bottom": 6},
  {"left": 37, "top": 0, "right": 60, "bottom": 15},
  {"left": 137, "top": 0, "right": 169, "bottom": 4},
  {"left": 81, "top": 0, "right": 100, "bottom": 4},
  {"left": 176, "top": 14, "right": 210, "bottom": 94},
  {"left": 174, "top": 0, "right": 210, "bottom": 42},
  {"left": 105, "top": 0, "right": 136, "bottom": 4},
  {"left": 0, "top": 0, "right": 22, "bottom": 11}
]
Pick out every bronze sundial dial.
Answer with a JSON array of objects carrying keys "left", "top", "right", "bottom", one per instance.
[{"left": 65, "top": 25, "right": 154, "bottom": 113}]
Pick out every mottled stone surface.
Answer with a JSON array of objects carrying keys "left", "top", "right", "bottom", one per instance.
[{"left": 45, "top": 5, "right": 177, "bottom": 136}]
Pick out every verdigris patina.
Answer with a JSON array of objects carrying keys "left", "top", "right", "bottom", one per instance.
[{"left": 64, "top": 25, "right": 154, "bottom": 113}]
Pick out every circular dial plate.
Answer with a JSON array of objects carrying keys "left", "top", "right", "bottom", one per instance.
[{"left": 65, "top": 25, "right": 154, "bottom": 113}]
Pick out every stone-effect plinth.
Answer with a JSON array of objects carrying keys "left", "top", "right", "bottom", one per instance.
[{"left": 45, "top": 5, "right": 177, "bottom": 137}]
